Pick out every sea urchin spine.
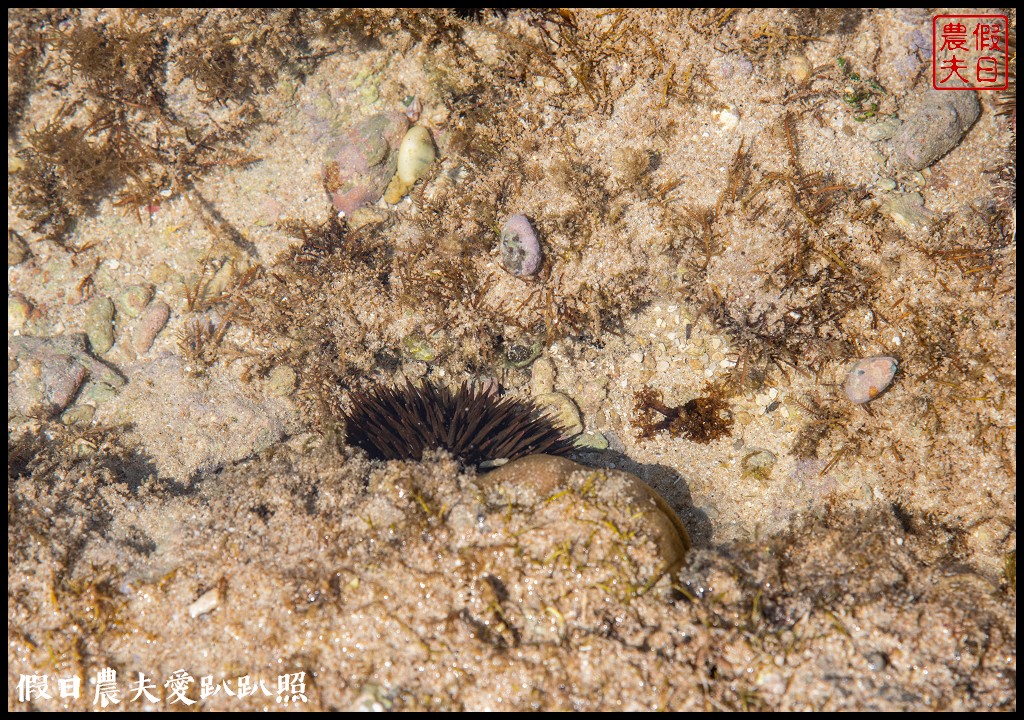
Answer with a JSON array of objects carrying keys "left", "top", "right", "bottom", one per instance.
[{"left": 342, "top": 380, "right": 575, "bottom": 466}]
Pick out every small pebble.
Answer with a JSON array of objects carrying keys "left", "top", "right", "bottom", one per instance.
[
  {"left": 402, "top": 334, "right": 436, "bottom": 362},
  {"left": 133, "top": 301, "right": 170, "bottom": 353},
  {"left": 533, "top": 391, "right": 584, "bottom": 436},
  {"left": 326, "top": 112, "right": 410, "bottom": 215},
  {"left": 865, "top": 651, "right": 890, "bottom": 671},
  {"left": 61, "top": 404, "right": 96, "bottom": 426},
  {"left": 864, "top": 117, "right": 902, "bottom": 142},
  {"left": 844, "top": 356, "right": 898, "bottom": 404},
  {"left": 8, "top": 295, "right": 31, "bottom": 331},
  {"left": 499, "top": 214, "right": 542, "bottom": 277},
  {"left": 117, "top": 284, "right": 153, "bottom": 319},
  {"left": 85, "top": 296, "right": 115, "bottom": 354},
  {"left": 266, "top": 365, "right": 298, "bottom": 397},
  {"left": 82, "top": 381, "right": 120, "bottom": 404},
  {"left": 782, "top": 54, "right": 812, "bottom": 84},
  {"left": 745, "top": 448, "right": 774, "bottom": 481},
  {"left": 352, "top": 683, "right": 393, "bottom": 712},
  {"left": 188, "top": 586, "right": 221, "bottom": 618},
  {"left": 716, "top": 106, "right": 740, "bottom": 131},
  {"left": 882, "top": 192, "right": 935, "bottom": 230},
  {"left": 204, "top": 261, "right": 237, "bottom": 299},
  {"left": 505, "top": 340, "right": 542, "bottom": 368},
  {"left": 403, "top": 96, "right": 422, "bottom": 123},
  {"left": 893, "top": 89, "right": 980, "bottom": 170},
  {"left": 573, "top": 431, "right": 609, "bottom": 450},
  {"left": 8, "top": 232, "right": 29, "bottom": 266},
  {"left": 402, "top": 360, "right": 428, "bottom": 381},
  {"left": 710, "top": 54, "right": 753, "bottom": 81}
]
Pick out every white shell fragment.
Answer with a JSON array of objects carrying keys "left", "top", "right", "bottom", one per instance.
[
  {"left": 844, "top": 356, "right": 898, "bottom": 404},
  {"left": 188, "top": 585, "right": 221, "bottom": 618}
]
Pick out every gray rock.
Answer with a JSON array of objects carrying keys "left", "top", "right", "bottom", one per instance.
[{"left": 893, "top": 90, "right": 980, "bottom": 170}]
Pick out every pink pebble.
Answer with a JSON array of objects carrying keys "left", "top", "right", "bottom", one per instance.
[
  {"left": 844, "top": 356, "right": 898, "bottom": 404},
  {"left": 500, "top": 214, "right": 542, "bottom": 277}
]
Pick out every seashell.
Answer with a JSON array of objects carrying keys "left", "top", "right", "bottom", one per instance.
[
  {"left": 499, "top": 214, "right": 542, "bottom": 277},
  {"left": 404, "top": 96, "right": 422, "bottom": 122},
  {"left": 383, "top": 125, "right": 435, "bottom": 203},
  {"left": 844, "top": 356, "right": 898, "bottom": 404}
]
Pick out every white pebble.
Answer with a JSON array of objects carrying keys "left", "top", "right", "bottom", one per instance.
[
  {"left": 188, "top": 586, "right": 221, "bottom": 618},
  {"left": 717, "top": 107, "right": 740, "bottom": 131}
]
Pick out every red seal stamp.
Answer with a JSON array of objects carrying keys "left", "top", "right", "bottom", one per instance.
[{"left": 932, "top": 14, "right": 1010, "bottom": 90}]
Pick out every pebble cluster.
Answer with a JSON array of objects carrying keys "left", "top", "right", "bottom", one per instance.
[
  {"left": 8, "top": 334, "right": 124, "bottom": 420},
  {"left": 83, "top": 281, "right": 171, "bottom": 358}
]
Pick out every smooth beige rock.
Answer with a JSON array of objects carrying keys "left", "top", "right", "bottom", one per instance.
[
  {"left": 479, "top": 455, "right": 691, "bottom": 578},
  {"left": 384, "top": 125, "right": 435, "bottom": 203}
]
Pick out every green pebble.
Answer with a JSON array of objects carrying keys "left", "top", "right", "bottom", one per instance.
[
  {"left": 85, "top": 296, "right": 116, "bottom": 354},
  {"left": 61, "top": 404, "right": 96, "bottom": 426},
  {"left": 573, "top": 431, "right": 609, "bottom": 450},
  {"left": 534, "top": 392, "right": 583, "bottom": 437},
  {"left": 403, "top": 335, "right": 436, "bottom": 362},
  {"left": 82, "top": 381, "right": 120, "bottom": 404}
]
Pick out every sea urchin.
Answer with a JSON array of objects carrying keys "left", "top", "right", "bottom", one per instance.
[{"left": 341, "top": 380, "right": 575, "bottom": 466}]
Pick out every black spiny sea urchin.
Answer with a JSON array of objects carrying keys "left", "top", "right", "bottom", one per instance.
[{"left": 341, "top": 380, "right": 575, "bottom": 466}]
